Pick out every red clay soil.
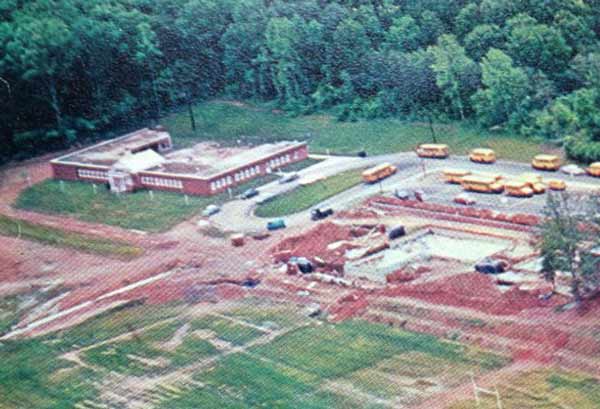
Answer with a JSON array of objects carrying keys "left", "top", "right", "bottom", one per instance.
[
  {"left": 381, "top": 272, "right": 560, "bottom": 316},
  {"left": 271, "top": 222, "right": 355, "bottom": 264},
  {"left": 366, "top": 197, "right": 540, "bottom": 230}
]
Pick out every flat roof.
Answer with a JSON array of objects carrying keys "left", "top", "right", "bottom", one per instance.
[
  {"left": 149, "top": 140, "right": 305, "bottom": 178},
  {"left": 55, "top": 128, "right": 171, "bottom": 167},
  {"left": 53, "top": 127, "right": 306, "bottom": 180}
]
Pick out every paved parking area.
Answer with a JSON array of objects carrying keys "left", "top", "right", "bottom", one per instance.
[{"left": 387, "top": 164, "right": 600, "bottom": 216}]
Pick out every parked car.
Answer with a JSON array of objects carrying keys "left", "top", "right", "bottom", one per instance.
[
  {"left": 453, "top": 193, "right": 476, "bottom": 206},
  {"left": 310, "top": 208, "right": 334, "bottom": 221},
  {"left": 202, "top": 204, "right": 220, "bottom": 217},
  {"left": 267, "top": 219, "right": 286, "bottom": 231},
  {"left": 388, "top": 225, "right": 406, "bottom": 240},
  {"left": 279, "top": 172, "right": 300, "bottom": 184},
  {"left": 394, "top": 189, "right": 411, "bottom": 200},
  {"left": 357, "top": 150, "right": 367, "bottom": 158},
  {"left": 294, "top": 257, "right": 314, "bottom": 274},
  {"left": 475, "top": 259, "right": 508, "bottom": 274},
  {"left": 413, "top": 189, "right": 426, "bottom": 202},
  {"left": 240, "top": 187, "right": 259, "bottom": 199},
  {"left": 561, "top": 164, "right": 586, "bottom": 176}
]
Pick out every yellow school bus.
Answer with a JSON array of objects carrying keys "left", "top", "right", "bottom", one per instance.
[
  {"left": 548, "top": 179, "right": 567, "bottom": 191},
  {"left": 460, "top": 175, "right": 504, "bottom": 194},
  {"left": 532, "top": 154, "right": 561, "bottom": 171},
  {"left": 586, "top": 162, "right": 600, "bottom": 177},
  {"left": 362, "top": 163, "right": 397, "bottom": 183},
  {"left": 442, "top": 169, "right": 471, "bottom": 184},
  {"left": 469, "top": 148, "right": 496, "bottom": 164},
  {"left": 518, "top": 173, "right": 546, "bottom": 194},
  {"left": 505, "top": 180, "right": 534, "bottom": 197},
  {"left": 416, "top": 144, "right": 449, "bottom": 159}
]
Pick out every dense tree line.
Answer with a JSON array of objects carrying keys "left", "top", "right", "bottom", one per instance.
[{"left": 1, "top": 0, "right": 600, "bottom": 163}]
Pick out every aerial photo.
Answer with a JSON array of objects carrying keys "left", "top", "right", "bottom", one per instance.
[{"left": 1, "top": 1, "right": 600, "bottom": 408}]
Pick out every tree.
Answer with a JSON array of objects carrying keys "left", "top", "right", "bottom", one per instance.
[
  {"left": 384, "top": 16, "right": 421, "bottom": 53},
  {"left": 472, "top": 48, "right": 530, "bottom": 128},
  {"left": 540, "top": 192, "right": 600, "bottom": 305},
  {"left": 429, "top": 34, "right": 479, "bottom": 120},
  {"left": 464, "top": 24, "right": 505, "bottom": 61},
  {"left": 506, "top": 14, "right": 573, "bottom": 74},
  {"left": 1, "top": 11, "right": 79, "bottom": 138}
]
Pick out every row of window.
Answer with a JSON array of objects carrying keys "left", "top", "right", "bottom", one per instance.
[
  {"left": 268, "top": 153, "right": 293, "bottom": 169},
  {"left": 209, "top": 150, "right": 300, "bottom": 192},
  {"left": 78, "top": 169, "right": 108, "bottom": 180},
  {"left": 141, "top": 176, "right": 183, "bottom": 189}
]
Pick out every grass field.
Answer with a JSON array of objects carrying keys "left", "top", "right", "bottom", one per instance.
[
  {"left": 16, "top": 160, "right": 320, "bottom": 233},
  {"left": 254, "top": 168, "right": 364, "bottom": 217},
  {"left": 449, "top": 369, "right": 600, "bottom": 409},
  {"left": 163, "top": 100, "right": 550, "bottom": 162},
  {"left": 0, "top": 214, "right": 143, "bottom": 258},
  {"left": 3, "top": 295, "right": 599, "bottom": 409}
]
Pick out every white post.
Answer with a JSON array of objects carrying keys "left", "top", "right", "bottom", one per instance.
[
  {"left": 494, "top": 387, "right": 503, "bottom": 409},
  {"left": 92, "top": 184, "right": 97, "bottom": 194},
  {"left": 59, "top": 180, "right": 65, "bottom": 193},
  {"left": 149, "top": 190, "right": 154, "bottom": 200},
  {"left": 326, "top": 149, "right": 330, "bottom": 156},
  {"left": 184, "top": 195, "right": 189, "bottom": 205},
  {"left": 227, "top": 188, "right": 232, "bottom": 199},
  {"left": 471, "top": 373, "right": 480, "bottom": 406}
]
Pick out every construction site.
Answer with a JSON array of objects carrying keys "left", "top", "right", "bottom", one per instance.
[{"left": 1, "top": 144, "right": 600, "bottom": 409}]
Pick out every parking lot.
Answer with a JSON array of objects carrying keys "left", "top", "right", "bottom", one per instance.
[{"left": 387, "top": 159, "right": 600, "bottom": 216}]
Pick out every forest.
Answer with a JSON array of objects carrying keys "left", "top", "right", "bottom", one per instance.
[{"left": 1, "top": 0, "right": 600, "bottom": 164}]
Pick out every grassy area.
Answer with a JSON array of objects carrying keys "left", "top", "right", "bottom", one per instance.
[
  {"left": 190, "top": 316, "right": 265, "bottom": 346},
  {"left": 16, "top": 160, "right": 316, "bottom": 233},
  {"left": 0, "top": 214, "right": 143, "bottom": 258},
  {"left": 449, "top": 369, "right": 600, "bottom": 409},
  {"left": 163, "top": 100, "right": 549, "bottom": 162},
  {"left": 0, "top": 296, "right": 516, "bottom": 409},
  {"left": 159, "top": 319, "right": 508, "bottom": 409},
  {"left": 255, "top": 168, "right": 364, "bottom": 217}
]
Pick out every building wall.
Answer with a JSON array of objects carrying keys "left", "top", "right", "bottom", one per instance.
[
  {"left": 203, "top": 144, "right": 309, "bottom": 196},
  {"left": 52, "top": 143, "right": 308, "bottom": 197},
  {"left": 52, "top": 163, "right": 110, "bottom": 184}
]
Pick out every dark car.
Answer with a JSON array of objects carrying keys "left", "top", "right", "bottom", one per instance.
[
  {"left": 357, "top": 150, "right": 367, "bottom": 158},
  {"left": 475, "top": 259, "right": 508, "bottom": 274},
  {"left": 388, "top": 225, "right": 406, "bottom": 240},
  {"left": 241, "top": 187, "right": 259, "bottom": 199},
  {"left": 310, "top": 208, "right": 334, "bottom": 221}
]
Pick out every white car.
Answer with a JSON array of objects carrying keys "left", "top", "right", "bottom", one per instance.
[
  {"left": 279, "top": 172, "right": 300, "bottom": 184},
  {"left": 202, "top": 204, "right": 220, "bottom": 217},
  {"left": 561, "top": 164, "right": 585, "bottom": 176}
]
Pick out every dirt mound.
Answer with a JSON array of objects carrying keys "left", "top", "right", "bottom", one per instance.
[
  {"left": 271, "top": 222, "right": 354, "bottom": 264},
  {"left": 383, "top": 272, "right": 558, "bottom": 316}
]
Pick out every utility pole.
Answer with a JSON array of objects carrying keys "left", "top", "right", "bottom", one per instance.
[
  {"left": 428, "top": 111, "right": 437, "bottom": 144},
  {"left": 181, "top": 91, "right": 196, "bottom": 132}
]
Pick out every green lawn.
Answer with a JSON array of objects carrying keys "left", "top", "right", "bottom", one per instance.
[
  {"left": 159, "top": 320, "right": 508, "bottom": 409},
  {"left": 0, "top": 214, "right": 143, "bottom": 258},
  {"left": 163, "top": 100, "right": 550, "bottom": 162},
  {"left": 16, "top": 160, "right": 318, "bottom": 233},
  {"left": 254, "top": 168, "right": 364, "bottom": 217},
  {"left": 190, "top": 316, "right": 265, "bottom": 346},
  {"left": 450, "top": 369, "right": 600, "bottom": 409}
]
